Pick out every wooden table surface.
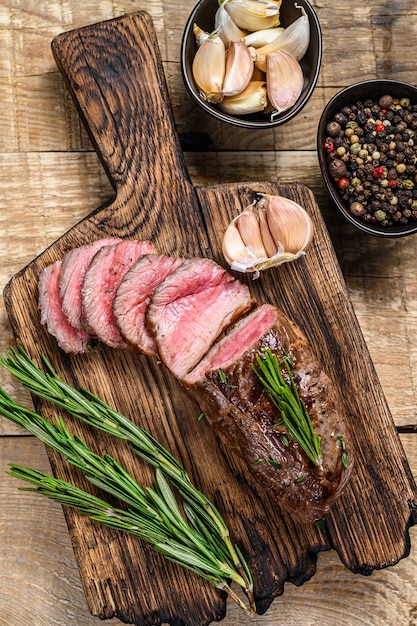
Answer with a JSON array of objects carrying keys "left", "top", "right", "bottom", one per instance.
[{"left": 2, "top": 1, "right": 417, "bottom": 625}]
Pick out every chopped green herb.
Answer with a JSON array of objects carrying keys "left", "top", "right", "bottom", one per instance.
[
  {"left": 267, "top": 459, "right": 281, "bottom": 470},
  {"left": 282, "top": 434, "right": 289, "bottom": 446},
  {"left": 254, "top": 458, "right": 264, "bottom": 465},
  {"left": 336, "top": 435, "right": 346, "bottom": 450},
  {"left": 197, "top": 412, "right": 206, "bottom": 421},
  {"left": 295, "top": 475, "right": 305, "bottom": 483},
  {"left": 218, "top": 369, "right": 227, "bottom": 383},
  {"left": 337, "top": 436, "right": 349, "bottom": 469}
]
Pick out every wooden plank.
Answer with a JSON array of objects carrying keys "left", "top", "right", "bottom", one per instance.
[{"left": 2, "top": 10, "right": 417, "bottom": 626}]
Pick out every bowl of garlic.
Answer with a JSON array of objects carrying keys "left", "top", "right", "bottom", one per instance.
[{"left": 180, "top": 0, "right": 322, "bottom": 129}]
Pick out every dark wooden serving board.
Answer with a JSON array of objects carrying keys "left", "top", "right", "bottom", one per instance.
[{"left": 4, "top": 11, "right": 417, "bottom": 626}]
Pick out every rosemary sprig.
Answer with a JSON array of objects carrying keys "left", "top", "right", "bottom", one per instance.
[
  {"left": 0, "top": 347, "right": 254, "bottom": 612},
  {"left": 7, "top": 464, "right": 246, "bottom": 609},
  {"left": 253, "top": 348, "right": 322, "bottom": 467}
]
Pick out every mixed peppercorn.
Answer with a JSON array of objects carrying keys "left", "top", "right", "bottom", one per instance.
[{"left": 323, "top": 94, "right": 417, "bottom": 228}]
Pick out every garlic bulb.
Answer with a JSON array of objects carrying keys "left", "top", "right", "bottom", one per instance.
[
  {"left": 266, "top": 50, "right": 303, "bottom": 113},
  {"left": 192, "top": 33, "right": 226, "bottom": 103},
  {"left": 223, "top": 0, "right": 282, "bottom": 32},
  {"left": 214, "top": 2, "right": 247, "bottom": 44},
  {"left": 219, "top": 81, "right": 268, "bottom": 115},
  {"left": 222, "top": 194, "right": 314, "bottom": 275},
  {"left": 222, "top": 41, "right": 255, "bottom": 97}
]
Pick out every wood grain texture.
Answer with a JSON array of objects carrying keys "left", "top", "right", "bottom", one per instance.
[
  {"left": 2, "top": 435, "right": 417, "bottom": 626},
  {"left": 2, "top": 1, "right": 417, "bottom": 625},
  {"left": 2, "top": 8, "right": 417, "bottom": 626}
]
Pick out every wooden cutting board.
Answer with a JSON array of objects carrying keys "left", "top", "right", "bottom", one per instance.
[{"left": 3, "top": 11, "right": 417, "bottom": 626}]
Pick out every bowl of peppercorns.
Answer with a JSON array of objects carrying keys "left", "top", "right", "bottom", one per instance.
[{"left": 317, "top": 79, "right": 417, "bottom": 237}]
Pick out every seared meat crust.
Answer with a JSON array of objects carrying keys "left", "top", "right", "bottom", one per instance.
[{"left": 186, "top": 309, "right": 352, "bottom": 524}]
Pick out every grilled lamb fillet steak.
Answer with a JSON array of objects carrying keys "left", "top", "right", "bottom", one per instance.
[
  {"left": 185, "top": 304, "right": 352, "bottom": 524},
  {"left": 82, "top": 240, "right": 158, "bottom": 349},
  {"left": 39, "top": 246, "right": 352, "bottom": 522},
  {"left": 113, "top": 254, "right": 184, "bottom": 356},
  {"left": 147, "top": 257, "right": 254, "bottom": 379},
  {"left": 39, "top": 260, "right": 90, "bottom": 354},
  {"left": 59, "top": 237, "right": 122, "bottom": 330}
]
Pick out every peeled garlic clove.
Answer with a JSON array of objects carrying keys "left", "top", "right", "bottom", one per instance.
[
  {"left": 266, "top": 49, "right": 303, "bottom": 113},
  {"left": 264, "top": 194, "right": 314, "bottom": 255},
  {"left": 236, "top": 211, "right": 268, "bottom": 258},
  {"left": 219, "top": 81, "right": 268, "bottom": 115},
  {"left": 243, "top": 26, "right": 284, "bottom": 48},
  {"left": 214, "top": 2, "right": 247, "bottom": 44},
  {"left": 222, "top": 41, "right": 254, "bottom": 97},
  {"left": 192, "top": 34, "right": 226, "bottom": 103},
  {"left": 224, "top": 0, "right": 281, "bottom": 32},
  {"left": 193, "top": 23, "right": 210, "bottom": 46}
]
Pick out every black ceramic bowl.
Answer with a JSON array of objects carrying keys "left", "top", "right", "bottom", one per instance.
[
  {"left": 181, "top": 0, "right": 322, "bottom": 129},
  {"left": 317, "top": 79, "right": 417, "bottom": 238}
]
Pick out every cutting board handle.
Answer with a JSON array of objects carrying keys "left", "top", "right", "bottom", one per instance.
[{"left": 51, "top": 12, "right": 191, "bottom": 204}]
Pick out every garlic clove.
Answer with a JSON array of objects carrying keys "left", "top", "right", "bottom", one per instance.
[
  {"left": 219, "top": 80, "right": 268, "bottom": 115},
  {"left": 243, "top": 26, "right": 284, "bottom": 48},
  {"left": 236, "top": 211, "right": 268, "bottom": 258},
  {"left": 258, "top": 205, "right": 278, "bottom": 257},
  {"left": 270, "top": 6, "right": 310, "bottom": 61},
  {"left": 222, "top": 219, "right": 259, "bottom": 267},
  {"left": 266, "top": 49, "right": 303, "bottom": 113},
  {"left": 193, "top": 23, "right": 210, "bottom": 47},
  {"left": 253, "top": 6, "right": 310, "bottom": 71},
  {"left": 192, "top": 34, "right": 226, "bottom": 103},
  {"left": 224, "top": 0, "right": 282, "bottom": 32},
  {"left": 222, "top": 193, "right": 314, "bottom": 276},
  {"left": 263, "top": 194, "right": 314, "bottom": 255},
  {"left": 214, "top": 2, "right": 247, "bottom": 44},
  {"left": 222, "top": 41, "right": 254, "bottom": 97},
  {"left": 251, "top": 31, "right": 287, "bottom": 73}
]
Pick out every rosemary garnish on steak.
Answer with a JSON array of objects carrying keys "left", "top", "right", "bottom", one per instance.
[
  {"left": 0, "top": 347, "right": 254, "bottom": 613},
  {"left": 254, "top": 348, "right": 323, "bottom": 467}
]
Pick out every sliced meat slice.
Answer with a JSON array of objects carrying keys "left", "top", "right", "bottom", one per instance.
[
  {"left": 59, "top": 237, "right": 122, "bottom": 330},
  {"left": 82, "top": 240, "right": 158, "bottom": 349},
  {"left": 185, "top": 304, "right": 278, "bottom": 384},
  {"left": 147, "top": 257, "right": 254, "bottom": 379},
  {"left": 185, "top": 305, "right": 352, "bottom": 524},
  {"left": 113, "top": 254, "right": 184, "bottom": 356},
  {"left": 39, "top": 260, "right": 90, "bottom": 354}
]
